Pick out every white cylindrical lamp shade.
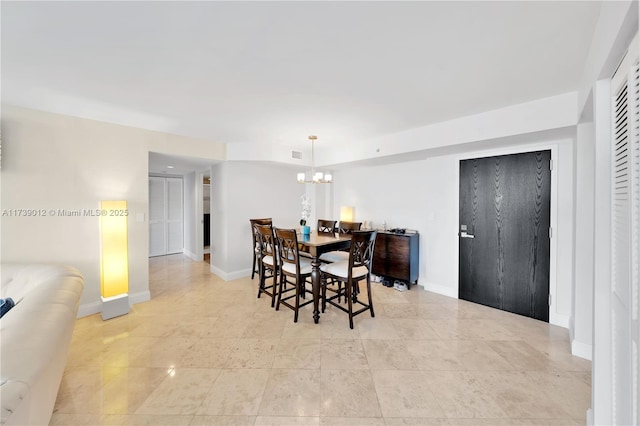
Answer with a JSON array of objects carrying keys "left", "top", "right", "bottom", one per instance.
[
  {"left": 340, "top": 206, "right": 355, "bottom": 222},
  {"left": 100, "top": 200, "right": 129, "bottom": 298}
]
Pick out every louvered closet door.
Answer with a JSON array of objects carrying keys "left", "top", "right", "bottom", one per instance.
[
  {"left": 610, "top": 33, "right": 639, "bottom": 426},
  {"left": 149, "top": 176, "right": 184, "bottom": 257}
]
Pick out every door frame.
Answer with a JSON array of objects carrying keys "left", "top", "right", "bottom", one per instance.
[
  {"left": 194, "top": 171, "right": 205, "bottom": 262},
  {"left": 455, "top": 141, "right": 563, "bottom": 327}
]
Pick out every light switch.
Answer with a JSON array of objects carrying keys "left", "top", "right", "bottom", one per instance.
[{"left": 136, "top": 213, "right": 145, "bottom": 222}]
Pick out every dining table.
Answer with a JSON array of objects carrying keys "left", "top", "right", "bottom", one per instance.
[{"left": 297, "top": 231, "right": 352, "bottom": 323}]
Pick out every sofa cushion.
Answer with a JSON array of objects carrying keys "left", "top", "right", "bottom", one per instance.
[{"left": 0, "top": 264, "right": 84, "bottom": 426}]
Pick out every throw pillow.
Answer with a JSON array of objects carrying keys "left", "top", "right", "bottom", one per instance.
[{"left": 0, "top": 298, "right": 15, "bottom": 318}]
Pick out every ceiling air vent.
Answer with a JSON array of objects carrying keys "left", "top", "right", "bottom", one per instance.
[{"left": 291, "top": 150, "right": 303, "bottom": 160}]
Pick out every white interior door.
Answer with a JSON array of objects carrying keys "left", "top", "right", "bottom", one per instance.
[
  {"left": 166, "top": 177, "right": 184, "bottom": 254},
  {"left": 149, "top": 176, "right": 184, "bottom": 257},
  {"left": 149, "top": 177, "right": 166, "bottom": 256}
]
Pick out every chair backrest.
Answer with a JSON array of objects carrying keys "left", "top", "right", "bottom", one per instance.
[
  {"left": 274, "top": 228, "right": 303, "bottom": 274},
  {"left": 317, "top": 219, "right": 337, "bottom": 235},
  {"left": 250, "top": 218, "right": 272, "bottom": 244},
  {"left": 338, "top": 221, "right": 362, "bottom": 234},
  {"left": 348, "top": 230, "right": 377, "bottom": 274},
  {"left": 255, "top": 223, "right": 276, "bottom": 258}
]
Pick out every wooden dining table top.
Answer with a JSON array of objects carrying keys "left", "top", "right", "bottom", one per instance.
[{"left": 297, "top": 231, "right": 352, "bottom": 247}]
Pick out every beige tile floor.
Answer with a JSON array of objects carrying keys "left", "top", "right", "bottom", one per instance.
[{"left": 51, "top": 254, "right": 592, "bottom": 425}]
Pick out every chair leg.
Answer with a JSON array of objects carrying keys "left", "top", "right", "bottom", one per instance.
[
  {"left": 346, "top": 280, "right": 354, "bottom": 329},
  {"left": 270, "top": 269, "right": 278, "bottom": 308},
  {"left": 257, "top": 263, "right": 263, "bottom": 299},
  {"left": 251, "top": 252, "right": 257, "bottom": 279},
  {"left": 275, "top": 271, "right": 285, "bottom": 311},
  {"left": 294, "top": 277, "right": 300, "bottom": 323},
  {"left": 367, "top": 276, "right": 375, "bottom": 318},
  {"left": 321, "top": 275, "right": 327, "bottom": 313}
]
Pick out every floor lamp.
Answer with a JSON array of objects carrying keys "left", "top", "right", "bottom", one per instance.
[{"left": 100, "top": 200, "right": 130, "bottom": 320}]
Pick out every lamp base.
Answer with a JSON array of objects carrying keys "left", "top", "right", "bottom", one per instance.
[{"left": 101, "top": 294, "right": 130, "bottom": 320}]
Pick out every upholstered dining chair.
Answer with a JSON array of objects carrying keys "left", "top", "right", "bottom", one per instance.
[
  {"left": 319, "top": 220, "right": 363, "bottom": 300},
  {"left": 274, "top": 227, "right": 314, "bottom": 322},
  {"left": 255, "top": 223, "right": 278, "bottom": 308},
  {"left": 250, "top": 218, "right": 272, "bottom": 279},
  {"left": 320, "top": 230, "right": 377, "bottom": 329},
  {"left": 320, "top": 221, "right": 362, "bottom": 263}
]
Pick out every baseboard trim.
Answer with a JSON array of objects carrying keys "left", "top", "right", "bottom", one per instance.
[
  {"left": 586, "top": 408, "right": 593, "bottom": 426},
  {"left": 568, "top": 316, "right": 575, "bottom": 342},
  {"left": 571, "top": 339, "right": 592, "bottom": 361},
  {"left": 77, "top": 301, "right": 101, "bottom": 318},
  {"left": 210, "top": 265, "right": 251, "bottom": 281},
  {"left": 130, "top": 290, "right": 151, "bottom": 305},
  {"left": 550, "top": 312, "right": 570, "bottom": 329},
  {"left": 184, "top": 248, "right": 198, "bottom": 261},
  {"left": 77, "top": 290, "right": 151, "bottom": 318},
  {"left": 423, "top": 281, "right": 458, "bottom": 299}
]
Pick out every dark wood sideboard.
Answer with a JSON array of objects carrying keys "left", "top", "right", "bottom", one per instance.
[{"left": 372, "top": 231, "right": 419, "bottom": 289}]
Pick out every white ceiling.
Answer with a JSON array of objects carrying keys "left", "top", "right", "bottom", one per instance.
[
  {"left": 148, "top": 151, "right": 220, "bottom": 176},
  {"left": 2, "top": 1, "right": 600, "bottom": 150}
]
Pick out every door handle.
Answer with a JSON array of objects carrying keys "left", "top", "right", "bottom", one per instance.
[{"left": 460, "top": 231, "right": 475, "bottom": 239}]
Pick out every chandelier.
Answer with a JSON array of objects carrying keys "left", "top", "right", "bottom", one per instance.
[{"left": 297, "top": 135, "right": 332, "bottom": 184}]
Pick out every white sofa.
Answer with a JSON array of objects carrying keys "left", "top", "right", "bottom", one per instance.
[{"left": 0, "top": 264, "right": 84, "bottom": 426}]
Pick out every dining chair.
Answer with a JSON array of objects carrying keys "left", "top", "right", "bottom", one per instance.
[
  {"left": 317, "top": 219, "right": 337, "bottom": 234},
  {"left": 250, "top": 218, "right": 272, "bottom": 279},
  {"left": 337, "top": 221, "right": 363, "bottom": 235},
  {"left": 320, "top": 221, "right": 362, "bottom": 262},
  {"left": 319, "top": 220, "right": 362, "bottom": 300},
  {"left": 255, "top": 223, "right": 278, "bottom": 307},
  {"left": 274, "top": 227, "right": 314, "bottom": 322},
  {"left": 320, "top": 230, "right": 377, "bottom": 329}
]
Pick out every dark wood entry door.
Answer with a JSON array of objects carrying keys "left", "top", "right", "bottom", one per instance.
[{"left": 459, "top": 150, "right": 551, "bottom": 321}]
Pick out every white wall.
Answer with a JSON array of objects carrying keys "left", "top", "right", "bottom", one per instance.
[
  {"left": 210, "top": 163, "right": 227, "bottom": 273},
  {"left": 555, "top": 140, "right": 575, "bottom": 324},
  {"left": 578, "top": 0, "right": 638, "bottom": 115},
  {"left": 318, "top": 93, "right": 577, "bottom": 167},
  {"left": 209, "top": 161, "right": 305, "bottom": 280},
  {"left": 332, "top": 137, "right": 575, "bottom": 327},
  {"left": 183, "top": 171, "right": 198, "bottom": 260},
  {"left": 333, "top": 157, "right": 457, "bottom": 296},
  {"left": 0, "top": 105, "right": 225, "bottom": 316},
  {"left": 572, "top": 121, "right": 595, "bottom": 360}
]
